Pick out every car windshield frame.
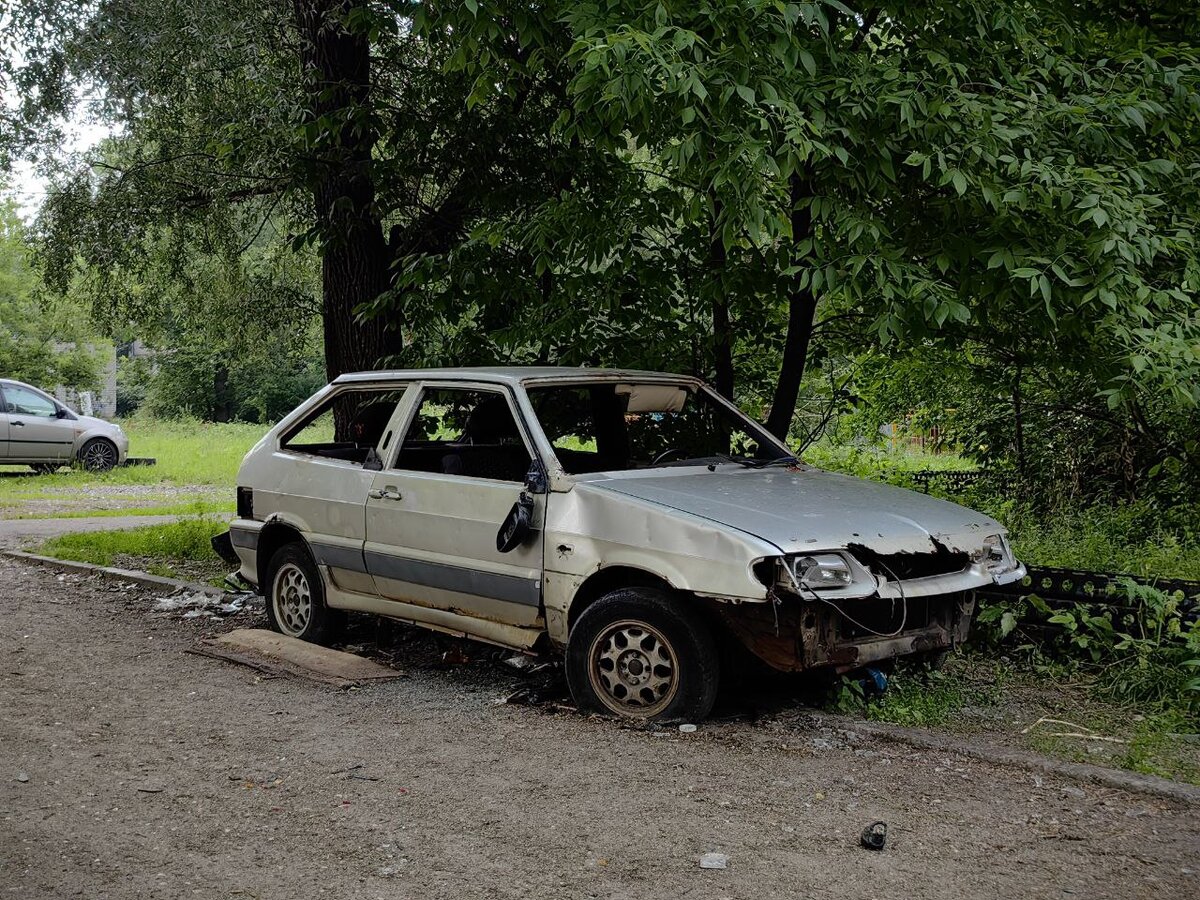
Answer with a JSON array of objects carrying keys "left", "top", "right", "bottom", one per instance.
[{"left": 522, "top": 379, "right": 795, "bottom": 477}]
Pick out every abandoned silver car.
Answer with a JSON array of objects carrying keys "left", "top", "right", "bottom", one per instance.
[{"left": 223, "top": 367, "right": 1025, "bottom": 721}]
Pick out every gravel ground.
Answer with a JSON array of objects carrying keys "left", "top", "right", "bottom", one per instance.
[{"left": 2, "top": 558, "right": 1198, "bottom": 899}]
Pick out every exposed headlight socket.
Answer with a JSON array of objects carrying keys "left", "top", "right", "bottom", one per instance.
[
  {"left": 790, "top": 553, "right": 854, "bottom": 590},
  {"left": 980, "top": 533, "right": 1012, "bottom": 571}
]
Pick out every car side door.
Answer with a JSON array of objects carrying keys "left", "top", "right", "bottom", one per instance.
[
  {"left": 265, "top": 385, "right": 412, "bottom": 599},
  {"left": 0, "top": 384, "right": 75, "bottom": 462},
  {"left": 363, "top": 383, "right": 545, "bottom": 629},
  {"left": 0, "top": 386, "right": 10, "bottom": 459}
]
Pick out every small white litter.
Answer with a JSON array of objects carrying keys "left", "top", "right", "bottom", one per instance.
[
  {"left": 679, "top": 723, "right": 697, "bottom": 733},
  {"left": 699, "top": 852, "right": 728, "bottom": 869},
  {"left": 153, "top": 591, "right": 255, "bottom": 618}
]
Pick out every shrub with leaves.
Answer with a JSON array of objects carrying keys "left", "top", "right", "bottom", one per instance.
[{"left": 978, "top": 579, "right": 1200, "bottom": 718}]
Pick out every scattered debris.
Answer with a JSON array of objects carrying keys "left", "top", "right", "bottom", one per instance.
[
  {"left": 679, "top": 723, "right": 697, "bottom": 733},
  {"left": 153, "top": 591, "right": 255, "bottom": 619},
  {"left": 504, "top": 684, "right": 567, "bottom": 706},
  {"left": 441, "top": 646, "right": 471, "bottom": 666},
  {"left": 699, "top": 852, "right": 729, "bottom": 869},
  {"left": 860, "top": 821, "right": 887, "bottom": 851}
]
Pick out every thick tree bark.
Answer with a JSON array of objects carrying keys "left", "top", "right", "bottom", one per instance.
[
  {"left": 707, "top": 204, "right": 735, "bottom": 399},
  {"left": 765, "top": 172, "right": 817, "bottom": 440},
  {"left": 293, "top": 0, "right": 399, "bottom": 384}
]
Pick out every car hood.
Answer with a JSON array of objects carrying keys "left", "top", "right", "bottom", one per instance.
[
  {"left": 580, "top": 465, "right": 1003, "bottom": 555},
  {"left": 76, "top": 414, "right": 117, "bottom": 431}
]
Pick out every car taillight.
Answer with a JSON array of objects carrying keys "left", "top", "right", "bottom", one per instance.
[{"left": 236, "top": 486, "right": 254, "bottom": 520}]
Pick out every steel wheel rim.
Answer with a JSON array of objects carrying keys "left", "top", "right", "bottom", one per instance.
[
  {"left": 587, "top": 619, "right": 679, "bottom": 718},
  {"left": 83, "top": 441, "right": 115, "bottom": 470},
  {"left": 272, "top": 563, "right": 312, "bottom": 636}
]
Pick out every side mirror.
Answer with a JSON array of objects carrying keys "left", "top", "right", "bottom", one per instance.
[
  {"left": 496, "top": 490, "right": 535, "bottom": 553},
  {"left": 56, "top": 407, "right": 69, "bottom": 419},
  {"left": 363, "top": 447, "right": 384, "bottom": 471}
]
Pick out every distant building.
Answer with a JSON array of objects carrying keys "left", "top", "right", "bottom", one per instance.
[{"left": 51, "top": 342, "right": 117, "bottom": 417}]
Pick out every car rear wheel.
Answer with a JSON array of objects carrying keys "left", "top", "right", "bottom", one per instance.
[
  {"left": 78, "top": 438, "right": 118, "bottom": 472},
  {"left": 566, "top": 587, "right": 719, "bottom": 722},
  {"left": 263, "top": 543, "right": 342, "bottom": 644}
]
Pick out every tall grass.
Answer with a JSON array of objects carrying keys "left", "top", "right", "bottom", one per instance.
[{"left": 37, "top": 516, "right": 229, "bottom": 567}]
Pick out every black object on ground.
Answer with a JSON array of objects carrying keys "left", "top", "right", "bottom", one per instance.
[{"left": 860, "top": 821, "right": 887, "bottom": 851}]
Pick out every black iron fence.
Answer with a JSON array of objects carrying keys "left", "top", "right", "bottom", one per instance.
[{"left": 977, "top": 565, "right": 1200, "bottom": 624}]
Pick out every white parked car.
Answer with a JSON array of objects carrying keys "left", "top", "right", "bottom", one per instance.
[
  {"left": 224, "top": 368, "right": 1025, "bottom": 721},
  {"left": 0, "top": 378, "right": 129, "bottom": 472}
]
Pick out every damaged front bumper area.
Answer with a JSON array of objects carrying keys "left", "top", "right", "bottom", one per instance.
[
  {"left": 715, "top": 545, "right": 1026, "bottom": 673},
  {"left": 713, "top": 589, "right": 977, "bottom": 673}
]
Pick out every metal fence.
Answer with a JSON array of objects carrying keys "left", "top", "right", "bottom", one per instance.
[{"left": 977, "top": 565, "right": 1200, "bottom": 623}]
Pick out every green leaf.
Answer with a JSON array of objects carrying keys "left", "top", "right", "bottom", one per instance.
[{"left": 1000, "top": 611, "right": 1017, "bottom": 637}]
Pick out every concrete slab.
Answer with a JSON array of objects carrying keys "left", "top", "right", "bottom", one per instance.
[{"left": 194, "top": 628, "right": 403, "bottom": 687}]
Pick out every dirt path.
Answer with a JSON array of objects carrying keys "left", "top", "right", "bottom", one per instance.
[{"left": 2, "top": 558, "right": 1197, "bottom": 900}]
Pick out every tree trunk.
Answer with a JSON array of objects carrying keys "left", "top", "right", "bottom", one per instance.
[
  {"left": 293, "top": 0, "right": 399, "bottom": 385},
  {"left": 765, "top": 171, "right": 817, "bottom": 440},
  {"left": 707, "top": 204, "right": 735, "bottom": 399}
]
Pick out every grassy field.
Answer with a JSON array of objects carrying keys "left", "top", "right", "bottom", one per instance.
[{"left": 0, "top": 418, "right": 262, "bottom": 518}]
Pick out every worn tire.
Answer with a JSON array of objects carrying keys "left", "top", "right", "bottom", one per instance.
[
  {"left": 566, "top": 587, "right": 719, "bottom": 723},
  {"left": 77, "top": 437, "right": 118, "bottom": 472},
  {"left": 263, "top": 543, "right": 342, "bottom": 645}
]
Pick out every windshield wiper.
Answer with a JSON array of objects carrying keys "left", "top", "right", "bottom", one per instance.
[
  {"left": 719, "top": 454, "right": 799, "bottom": 469},
  {"left": 712, "top": 454, "right": 759, "bottom": 468},
  {"left": 752, "top": 455, "right": 800, "bottom": 469},
  {"left": 706, "top": 454, "right": 801, "bottom": 469}
]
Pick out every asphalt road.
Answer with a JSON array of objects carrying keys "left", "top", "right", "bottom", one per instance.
[{"left": 3, "top": 558, "right": 1199, "bottom": 899}]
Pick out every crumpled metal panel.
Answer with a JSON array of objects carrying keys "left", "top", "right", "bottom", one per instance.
[{"left": 577, "top": 465, "right": 1002, "bottom": 556}]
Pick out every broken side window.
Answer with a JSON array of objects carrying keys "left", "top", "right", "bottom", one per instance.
[{"left": 528, "top": 383, "right": 789, "bottom": 474}]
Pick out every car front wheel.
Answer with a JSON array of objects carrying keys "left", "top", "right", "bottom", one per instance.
[
  {"left": 263, "top": 543, "right": 342, "bottom": 644},
  {"left": 78, "top": 438, "right": 118, "bottom": 472},
  {"left": 566, "top": 587, "right": 719, "bottom": 722}
]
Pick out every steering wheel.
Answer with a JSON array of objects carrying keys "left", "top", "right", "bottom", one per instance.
[{"left": 651, "top": 447, "right": 688, "bottom": 466}]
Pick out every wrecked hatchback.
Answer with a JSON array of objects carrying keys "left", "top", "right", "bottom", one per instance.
[{"left": 222, "top": 367, "right": 1024, "bottom": 721}]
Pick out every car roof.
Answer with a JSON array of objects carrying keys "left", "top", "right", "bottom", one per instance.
[{"left": 332, "top": 366, "right": 705, "bottom": 388}]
